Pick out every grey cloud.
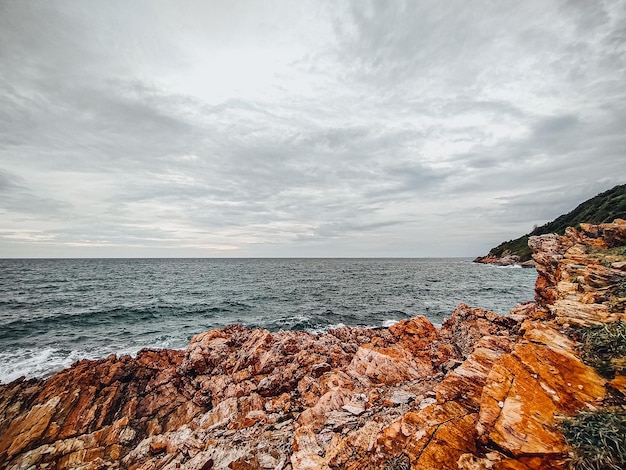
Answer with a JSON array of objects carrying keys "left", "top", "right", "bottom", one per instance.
[
  {"left": 0, "top": 169, "right": 69, "bottom": 216},
  {"left": 0, "top": 170, "right": 21, "bottom": 192},
  {"left": 375, "top": 163, "right": 453, "bottom": 199},
  {"left": 526, "top": 114, "right": 583, "bottom": 153},
  {"left": 440, "top": 99, "right": 527, "bottom": 120},
  {"left": 486, "top": 180, "right": 623, "bottom": 226},
  {"left": 454, "top": 155, "right": 500, "bottom": 170},
  {"left": 299, "top": 219, "right": 405, "bottom": 242},
  {"left": 532, "top": 114, "right": 579, "bottom": 139},
  {"left": 331, "top": 1, "right": 528, "bottom": 91}
]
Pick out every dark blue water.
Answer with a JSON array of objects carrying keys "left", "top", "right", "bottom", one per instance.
[{"left": 0, "top": 258, "right": 536, "bottom": 383}]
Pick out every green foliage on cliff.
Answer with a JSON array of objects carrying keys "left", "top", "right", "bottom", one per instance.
[
  {"left": 562, "top": 408, "right": 626, "bottom": 470},
  {"left": 578, "top": 321, "right": 626, "bottom": 379},
  {"left": 489, "top": 184, "right": 626, "bottom": 262},
  {"left": 566, "top": 322, "right": 626, "bottom": 469}
]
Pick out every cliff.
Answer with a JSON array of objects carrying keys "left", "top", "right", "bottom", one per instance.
[
  {"left": 474, "top": 183, "right": 626, "bottom": 266},
  {"left": 1, "top": 220, "right": 626, "bottom": 470}
]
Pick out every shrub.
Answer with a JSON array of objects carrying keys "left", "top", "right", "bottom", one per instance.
[
  {"left": 578, "top": 321, "right": 626, "bottom": 378},
  {"left": 562, "top": 408, "right": 626, "bottom": 470},
  {"left": 384, "top": 454, "right": 411, "bottom": 470}
]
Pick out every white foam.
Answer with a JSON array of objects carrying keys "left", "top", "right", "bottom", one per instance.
[
  {"left": 306, "top": 323, "right": 347, "bottom": 335},
  {"left": 0, "top": 346, "right": 137, "bottom": 384},
  {"left": 0, "top": 347, "right": 82, "bottom": 384},
  {"left": 382, "top": 319, "right": 400, "bottom": 328}
]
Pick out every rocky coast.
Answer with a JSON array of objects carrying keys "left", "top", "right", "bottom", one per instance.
[
  {"left": 472, "top": 253, "right": 536, "bottom": 268},
  {"left": 1, "top": 220, "right": 625, "bottom": 470}
]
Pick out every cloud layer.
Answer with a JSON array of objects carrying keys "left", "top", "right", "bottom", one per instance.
[{"left": 1, "top": 0, "right": 625, "bottom": 257}]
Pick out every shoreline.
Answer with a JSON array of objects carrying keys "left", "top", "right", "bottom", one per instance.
[
  {"left": 1, "top": 220, "right": 625, "bottom": 469},
  {"left": 0, "top": 258, "right": 536, "bottom": 384}
]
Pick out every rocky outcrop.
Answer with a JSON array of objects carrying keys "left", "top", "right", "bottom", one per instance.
[
  {"left": 473, "top": 253, "right": 536, "bottom": 268},
  {"left": 531, "top": 219, "right": 626, "bottom": 326},
  {"left": 1, "top": 220, "right": 625, "bottom": 469}
]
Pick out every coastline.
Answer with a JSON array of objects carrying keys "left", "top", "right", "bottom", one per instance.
[
  {"left": 473, "top": 253, "right": 537, "bottom": 268},
  {"left": 1, "top": 220, "right": 625, "bottom": 469},
  {"left": 0, "top": 258, "right": 536, "bottom": 384}
]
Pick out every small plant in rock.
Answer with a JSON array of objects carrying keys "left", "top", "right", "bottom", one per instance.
[
  {"left": 562, "top": 408, "right": 626, "bottom": 470},
  {"left": 578, "top": 321, "right": 626, "bottom": 378},
  {"left": 615, "top": 277, "right": 626, "bottom": 298},
  {"left": 384, "top": 453, "right": 411, "bottom": 470}
]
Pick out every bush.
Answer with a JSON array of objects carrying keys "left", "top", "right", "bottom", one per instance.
[
  {"left": 384, "top": 454, "right": 411, "bottom": 470},
  {"left": 578, "top": 321, "right": 626, "bottom": 378},
  {"left": 562, "top": 408, "right": 626, "bottom": 470}
]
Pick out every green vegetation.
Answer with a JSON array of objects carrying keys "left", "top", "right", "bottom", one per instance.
[
  {"left": 578, "top": 321, "right": 626, "bottom": 379},
  {"left": 384, "top": 454, "right": 411, "bottom": 470},
  {"left": 562, "top": 408, "right": 626, "bottom": 470},
  {"left": 489, "top": 234, "right": 533, "bottom": 261},
  {"left": 488, "top": 184, "right": 626, "bottom": 261},
  {"left": 585, "top": 245, "right": 626, "bottom": 267},
  {"left": 563, "top": 321, "right": 626, "bottom": 469}
]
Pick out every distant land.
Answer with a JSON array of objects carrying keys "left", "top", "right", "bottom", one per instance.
[{"left": 475, "top": 183, "right": 626, "bottom": 266}]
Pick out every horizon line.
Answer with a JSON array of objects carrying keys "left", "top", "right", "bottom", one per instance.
[{"left": 0, "top": 256, "right": 475, "bottom": 260}]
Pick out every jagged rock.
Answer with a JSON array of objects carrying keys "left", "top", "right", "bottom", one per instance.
[
  {"left": 531, "top": 219, "right": 626, "bottom": 326},
  {"left": 473, "top": 253, "right": 523, "bottom": 267},
  {"left": 477, "top": 322, "right": 606, "bottom": 457},
  {"left": 389, "top": 391, "right": 415, "bottom": 405}
]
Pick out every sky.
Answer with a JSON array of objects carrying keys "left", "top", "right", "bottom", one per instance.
[{"left": 0, "top": 0, "right": 625, "bottom": 258}]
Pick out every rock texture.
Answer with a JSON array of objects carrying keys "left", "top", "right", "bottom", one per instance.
[
  {"left": 1, "top": 220, "right": 625, "bottom": 470},
  {"left": 531, "top": 220, "right": 626, "bottom": 327}
]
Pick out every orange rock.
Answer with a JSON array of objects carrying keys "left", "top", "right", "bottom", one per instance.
[
  {"left": 372, "top": 400, "right": 478, "bottom": 469},
  {"left": 0, "top": 395, "right": 60, "bottom": 459},
  {"left": 348, "top": 343, "right": 428, "bottom": 383},
  {"left": 149, "top": 440, "right": 167, "bottom": 454},
  {"left": 477, "top": 323, "right": 606, "bottom": 457}
]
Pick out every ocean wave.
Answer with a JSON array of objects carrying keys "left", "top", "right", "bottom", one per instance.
[
  {"left": 0, "top": 347, "right": 96, "bottom": 384},
  {"left": 0, "top": 340, "right": 186, "bottom": 385},
  {"left": 0, "top": 304, "right": 231, "bottom": 344},
  {"left": 306, "top": 322, "right": 347, "bottom": 335}
]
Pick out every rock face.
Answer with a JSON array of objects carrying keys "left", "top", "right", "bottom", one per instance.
[
  {"left": 1, "top": 220, "right": 625, "bottom": 470},
  {"left": 531, "top": 219, "right": 626, "bottom": 326}
]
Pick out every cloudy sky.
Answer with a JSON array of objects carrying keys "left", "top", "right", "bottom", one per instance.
[{"left": 0, "top": 0, "right": 625, "bottom": 258}]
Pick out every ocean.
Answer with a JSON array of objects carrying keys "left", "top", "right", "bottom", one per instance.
[{"left": 0, "top": 258, "right": 536, "bottom": 384}]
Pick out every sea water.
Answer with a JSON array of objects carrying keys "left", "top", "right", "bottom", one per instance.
[{"left": 0, "top": 258, "right": 536, "bottom": 383}]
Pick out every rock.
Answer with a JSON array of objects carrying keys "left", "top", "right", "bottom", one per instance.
[
  {"left": 473, "top": 253, "right": 521, "bottom": 266},
  {"left": 477, "top": 323, "right": 606, "bottom": 457},
  {"left": 474, "top": 252, "right": 537, "bottom": 268},
  {"left": 389, "top": 391, "right": 415, "bottom": 405},
  {"left": 440, "top": 303, "right": 517, "bottom": 358},
  {"left": 418, "top": 397, "right": 437, "bottom": 409},
  {"left": 530, "top": 221, "right": 626, "bottom": 326},
  {"left": 341, "top": 399, "right": 366, "bottom": 416}
]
